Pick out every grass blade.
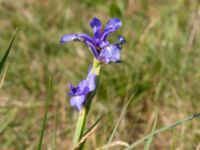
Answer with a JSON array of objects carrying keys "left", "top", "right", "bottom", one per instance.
[
  {"left": 0, "top": 29, "right": 18, "bottom": 75},
  {"left": 124, "top": 113, "right": 200, "bottom": 150},
  {"left": 106, "top": 94, "right": 135, "bottom": 150},
  {"left": 83, "top": 114, "right": 104, "bottom": 136},
  {"left": 37, "top": 78, "right": 52, "bottom": 150},
  {"left": 0, "top": 63, "right": 8, "bottom": 88},
  {"left": 143, "top": 113, "right": 158, "bottom": 150}
]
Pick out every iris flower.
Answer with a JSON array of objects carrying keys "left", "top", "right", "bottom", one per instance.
[
  {"left": 60, "top": 17, "right": 125, "bottom": 64},
  {"left": 68, "top": 65, "right": 96, "bottom": 111}
]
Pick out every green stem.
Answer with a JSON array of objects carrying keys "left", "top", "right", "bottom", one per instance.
[
  {"left": 73, "top": 58, "right": 101, "bottom": 147},
  {"left": 73, "top": 107, "right": 87, "bottom": 144}
]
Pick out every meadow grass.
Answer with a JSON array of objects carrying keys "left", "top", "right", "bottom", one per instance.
[{"left": 0, "top": 0, "right": 200, "bottom": 149}]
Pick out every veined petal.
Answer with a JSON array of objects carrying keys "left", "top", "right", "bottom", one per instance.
[
  {"left": 106, "top": 18, "right": 122, "bottom": 31},
  {"left": 98, "top": 44, "right": 121, "bottom": 64},
  {"left": 101, "top": 18, "right": 122, "bottom": 41},
  {"left": 70, "top": 95, "right": 86, "bottom": 111},
  {"left": 60, "top": 33, "right": 100, "bottom": 59},
  {"left": 78, "top": 33, "right": 96, "bottom": 44},
  {"left": 90, "top": 17, "right": 102, "bottom": 39},
  {"left": 60, "top": 33, "right": 95, "bottom": 45},
  {"left": 60, "top": 33, "right": 99, "bottom": 58}
]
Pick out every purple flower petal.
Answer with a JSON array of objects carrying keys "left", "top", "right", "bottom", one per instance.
[
  {"left": 100, "top": 18, "right": 122, "bottom": 41},
  {"left": 78, "top": 33, "right": 96, "bottom": 45},
  {"left": 85, "top": 41, "right": 99, "bottom": 59},
  {"left": 90, "top": 17, "right": 102, "bottom": 39},
  {"left": 87, "top": 74, "right": 96, "bottom": 91},
  {"left": 68, "top": 65, "right": 97, "bottom": 111},
  {"left": 60, "top": 33, "right": 95, "bottom": 45},
  {"left": 60, "top": 18, "right": 124, "bottom": 63},
  {"left": 78, "top": 80, "right": 90, "bottom": 94},
  {"left": 87, "top": 64, "right": 93, "bottom": 75},
  {"left": 98, "top": 41, "right": 110, "bottom": 49},
  {"left": 83, "top": 66, "right": 96, "bottom": 92},
  {"left": 60, "top": 33, "right": 99, "bottom": 58},
  {"left": 106, "top": 18, "right": 122, "bottom": 31},
  {"left": 70, "top": 95, "right": 86, "bottom": 111},
  {"left": 98, "top": 44, "right": 121, "bottom": 64},
  {"left": 60, "top": 34, "right": 78, "bottom": 43},
  {"left": 68, "top": 83, "right": 77, "bottom": 96}
]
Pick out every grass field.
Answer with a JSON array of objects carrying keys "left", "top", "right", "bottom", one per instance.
[{"left": 0, "top": 0, "right": 200, "bottom": 149}]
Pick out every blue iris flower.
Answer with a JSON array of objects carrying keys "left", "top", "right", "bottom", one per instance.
[
  {"left": 60, "top": 17, "right": 125, "bottom": 64},
  {"left": 68, "top": 65, "right": 96, "bottom": 111}
]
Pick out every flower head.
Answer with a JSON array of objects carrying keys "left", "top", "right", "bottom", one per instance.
[
  {"left": 60, "top": 17, "right": 125, "bottom": 64},
  {"left": 68, "top": 65, "right": 96, "bottom": 111}
]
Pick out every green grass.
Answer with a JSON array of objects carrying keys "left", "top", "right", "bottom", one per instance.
[
  {"left": 37, "top": 78, "right": 52, "bottom": 150},
  {"left": 0, "top": 0, "right": 200, "bottom": 149}
]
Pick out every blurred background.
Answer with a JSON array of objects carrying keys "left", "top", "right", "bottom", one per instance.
[{"left": 0, "top": 0, "right": 200, "bottom": 149}]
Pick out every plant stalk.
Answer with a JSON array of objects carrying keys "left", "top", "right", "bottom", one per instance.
[{"left": 73, "top": 58, "right": 101, "bottom": 147}]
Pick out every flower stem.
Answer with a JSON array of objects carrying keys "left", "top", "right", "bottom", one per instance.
[
  {"left": 73, "top": 107, "right": 87, "bottom": 145},
  {"left": 73, "top": 58, "right": 101, "bottom": 147}
]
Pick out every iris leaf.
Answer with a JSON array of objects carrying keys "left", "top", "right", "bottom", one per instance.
[{"left": 0, "top": 29, "right": 18, "bottom": 75}]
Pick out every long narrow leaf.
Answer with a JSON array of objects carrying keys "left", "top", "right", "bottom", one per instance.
[
  {"left": 37, "top": 78, "right": 52, "bottom": 150},
  {"left": 143, "top": 113, "right": 158, "bottom": 150},
  {"left": 0, "top": 29, "right": 18, "bottom": 75},
  {"left": 124, "top": 113, "right": 200, "bottom": 150},
  {"left": 0, "top": 63, "right": 8, "bottom": 88},
  {"left": 106, "top": 94, "right": 135, "bottom": 150},
  {"left": 83, "top": 114, "right": 104, "bottom": 136}
]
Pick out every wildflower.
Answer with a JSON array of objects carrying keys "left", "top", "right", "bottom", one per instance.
[
  {"left": 60, "top": 17, "right": 125, "bottom": 64},
  {"left": 68, "top": 65, "right": 96, "bottom": 111}
]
